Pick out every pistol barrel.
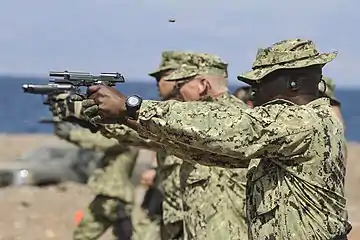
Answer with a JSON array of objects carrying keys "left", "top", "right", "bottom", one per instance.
[{"left": 22, "top": 84, "right": 74, "bottom": 94}]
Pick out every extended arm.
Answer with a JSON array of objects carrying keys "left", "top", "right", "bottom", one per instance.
[
  {"left": 100, "top": 123, "right": 164, "bottom": 151},
  {"left": 119, "top": 100, "right": 314, "bottom": 168}
]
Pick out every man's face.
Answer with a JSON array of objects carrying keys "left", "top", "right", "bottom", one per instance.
[
  {"left": 156, "top": 70, "right": 176, "bottom": 99},
  {"left": 178, "top": 77, "right": 204, "bottom": 102}
]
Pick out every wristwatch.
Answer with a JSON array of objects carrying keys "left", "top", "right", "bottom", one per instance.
[{"left": 125, "top": 95, "right": 143, "bottom": 120}]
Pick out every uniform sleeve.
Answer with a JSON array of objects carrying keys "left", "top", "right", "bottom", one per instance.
[
  {"left": 68, "top": 128, "right": 119, "bottom": 151},
  {"left": 99, "top": 123, "right": 164, "bottom": 151},
  {"left": 135, "top": 100, "right": 314, "bottom": 167}
]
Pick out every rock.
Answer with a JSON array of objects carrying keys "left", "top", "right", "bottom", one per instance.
[{"left": 20, "top": 201, "right": 30, "bottom": 207}]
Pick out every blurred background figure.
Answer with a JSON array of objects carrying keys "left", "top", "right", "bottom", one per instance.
[
  {"left": 319, "top": 76, "right": 344, "bottom": 127},
  {"left": 233, "top": 86, "right": 253, "bottom": 108},
  {"left": 52, "top": 121, "right": 138, "bottom": 240}
]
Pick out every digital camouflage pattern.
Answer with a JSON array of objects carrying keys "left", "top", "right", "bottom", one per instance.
[
  {"left": 158, "top": 51, "right": 248, "bottom": 239},
  {"left": 90, "top": 55, "right": 185, "bottom": 239},
  {"left": 148, "top": 51, "right": 183, "bottom": 77},
  {"left": 135, "top": 97, "right": 350, "bottom": 239},
  {"left": 237, "top": 38, "right": 337, "bottom": 84},
  {"left": 244, "top": 99, "right": 350, "bottom": 240},
  {"left": 179, "top": 92, "right": 248, "bottom": 240},
  {"left": 100, "top": 123, "right": 163, "bottom": 150},
  {"left": 149, "top": 51, "right": 186, "bottom": 239},
  {"left": 319, "top": 76, "right": 341, "bottom": 105},
  {"left": 74, "top": 151, "right": 138, "bottom": 239},
  {"left": 73, "top": 196, "right": 125, "bottom": 240},
  {"left": 132, "top": 207, "right": 161, "bottom": 240},
  {"left": 63, "top": 128, "right": 140, "bottom": 239},
  {"left": 72, "top": 195, "right": 162, "bottom": 240},
  {"left": 130, "top": 39, "right": 351, "bottom": 239},
  {"left": 87, "top": 147, "right": 138, "bottom": 203},
  {"left": 50, "top": 92, "right": 162, "bottom": 239},
  {"left": 98, "top": 47, "right": 187, "bottom": 236},
  {"left": 163, "top": 52, "right": 228, "bottom": 81},
  {"left": 156, "top": 151, "right": 184, "bottom": 238},
  {"left": 66, "top": 129, "right": 138, "bottom": 202},
  {"left": 156, "top": 151, "right": 183, "bottom": 224},
  {"left": 53, "top": 124, "right": 160, "bottom": 239},
  {"left": 103, "top": 50, "right": 187, "bottom": 238}
]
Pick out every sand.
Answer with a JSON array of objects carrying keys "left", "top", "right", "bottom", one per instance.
[{"left": 0, "top": 134, "right": 359, "bottom": 239}]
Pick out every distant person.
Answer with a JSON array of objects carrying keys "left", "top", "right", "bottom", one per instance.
[
  {"left": 146, "top": 51, "right": 185, "bottom": 240},
  {"left": 233, "top": 86, "right": 254, "bottom": 108},
  {"left": 48, "top": 95, "right": 143, "bottom": 240},
  {"left": 319, "top": 76, "right": 344, "bottom": 127},
  {"left": 51, "top": 120, "right": 138, "bottom": 240},
  {"left": 49, "top": 51, "right": 189, "bottom": 240},
  {"left": 148, "top": 51, "right": 249, "bottom": 239}
]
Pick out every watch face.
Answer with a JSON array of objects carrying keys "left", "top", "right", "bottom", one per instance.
[{"left": 127, "top": 96, "right": 140, "bottom": 107}]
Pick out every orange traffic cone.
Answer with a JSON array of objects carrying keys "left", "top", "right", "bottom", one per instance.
[{"left": 74, "top": 210, "right": 84, "bottom": 226}]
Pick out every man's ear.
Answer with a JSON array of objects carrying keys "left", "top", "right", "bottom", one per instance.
[{"left": 198, "top": 77, "right": 209, "bottom": 96}]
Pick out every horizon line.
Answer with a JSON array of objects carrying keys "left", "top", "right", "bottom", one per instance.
[{"left": 1, "top": 73, "right": 359, "bottom": 89}]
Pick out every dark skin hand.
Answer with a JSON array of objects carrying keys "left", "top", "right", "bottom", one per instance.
[{"left": 85, "top": 85, "right": 140, "bottom": 127}]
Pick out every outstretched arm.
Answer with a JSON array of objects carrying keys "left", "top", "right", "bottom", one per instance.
[
  {"left": 99, "top": 123, "right": 164, "bottom": 151},
  {"left": 80, "top": 85, "right": 314, "bottom": 168},
  {"left": 120, "top": 100, "right": 314, "bottom": 168}
]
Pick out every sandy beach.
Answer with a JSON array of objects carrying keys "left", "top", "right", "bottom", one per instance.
[{"left": 0, "top": 134, "right": 359, "bottom": 239}]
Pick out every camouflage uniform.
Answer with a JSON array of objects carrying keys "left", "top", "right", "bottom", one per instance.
[
  {"left": 163, "top": 52, "right": 248, "bottom": 240},
  {"left": 99, "top": 117, "right": 184, "bottom": 240},
  {"left": 113, "top": 39, "right": 351, "bottom": 239},
  {"left": 149, "top": 52, "right": 186, "bottom": 239},
  {"left": 77, "top": 51, "right": 186, "bottom": 240},
  {"left": 156, "top": 153, "right": 184, "bottom": 239},
  {"left": 177, "top": 96, "right": 248, "bottom": 240},
  {"left": 100, "top": 52, "right": 250, "bottom": 239},
  {"left": 55, "top": 125, "right": 139, "bottom": 240}
]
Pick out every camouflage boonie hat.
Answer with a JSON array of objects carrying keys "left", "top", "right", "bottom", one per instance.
[
  {"left": 319, "top": 76, "right": 340, "bottom": 105},
  {"left": 164, "top": 52, "right": 228, "bottom": 81},
  {"left": 237, "top": 39, "right": 338, "bottom": 85},
  {"left": 148, "top": 51, "right": 181, "bottom": 77}
]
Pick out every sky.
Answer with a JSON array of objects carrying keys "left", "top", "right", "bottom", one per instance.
[{"left": 0, "top": 0, "right": 358, "bottom": 87}]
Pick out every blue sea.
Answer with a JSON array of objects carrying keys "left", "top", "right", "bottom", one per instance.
[{"left": 1, "top": 76, "right": 360, "bottom": 142}]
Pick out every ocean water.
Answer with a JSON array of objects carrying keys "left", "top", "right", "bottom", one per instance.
[{"left": 1, "top": 76, "right": 360, "bottom": 142}]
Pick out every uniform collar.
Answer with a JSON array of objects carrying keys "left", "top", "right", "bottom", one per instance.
[
  {"left": 262, "top": 97, "right": 330, "bottom": 107},
  {"left": 201, "top": 92, "right": 231, "bottom": 102}
]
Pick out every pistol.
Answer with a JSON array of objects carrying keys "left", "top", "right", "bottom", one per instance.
[
  {"left": 22, "top": 70, "right": 125, "bottom": 108},
  {"left": 49, "top": 70, "right": 125, "bottom": 87}
]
